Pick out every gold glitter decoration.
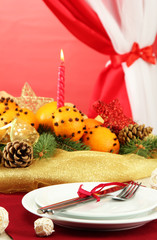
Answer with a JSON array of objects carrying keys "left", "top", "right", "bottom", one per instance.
[
  {"left": 0, "top": 118, "right": 39, "bottom": 145},
  {"left": 16, "top": 82, "right": 54, "bottom": 113},
  {"left": 0, "top": 123, "right": 12, "bottom": 144},
  {"left": 10, "top": 118, "right": 39, "bottom": 145},
  {"left": 0, "top": 85, "right": 157, "bottom": 193},
  {"left": 0, "top": 150, "right": 157, "bottom": 193},
  {"left": 0, "top": 91, "right": 14, "bottom": 99}
]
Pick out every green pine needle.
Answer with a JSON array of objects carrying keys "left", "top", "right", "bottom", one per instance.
[
  {"left": 54, "top": 135, "right": 91, "bottom": 152},
  {"left": 0, "top": 144, "right": 5, "bottom": 152},
  {"left": 37, "top": 124, "right": 53, "bottom": 134},
  {"left": 33, "top": 132, "right": 56, "bottom": 159},
  {"left": 33, "top": 127, "right": 90, "bottom": 159},
  {"left": 119, "top": 136, "right": 157, "bottom": 158}
]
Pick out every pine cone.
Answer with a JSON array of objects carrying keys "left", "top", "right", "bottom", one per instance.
[
  {"left": 118, "top": 124, "right": 153, "bottom": 144},
  {"left": 2, "top": 140, "right": 33, "bottom": 168}
]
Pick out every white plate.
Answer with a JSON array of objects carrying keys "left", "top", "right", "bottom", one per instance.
[
  {"left": 34, "top": 182, "right": 157, "bottom": 220},
  {"left": 22, "top": 183, "right": 157, "bottom": 231}
]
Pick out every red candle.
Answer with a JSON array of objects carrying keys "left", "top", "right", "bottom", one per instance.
[{"left": 57, "top": 49, "right": 65, "bottom": 108}]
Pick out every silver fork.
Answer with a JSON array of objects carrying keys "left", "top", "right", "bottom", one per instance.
[{"left": 112, "top": 181, "right": 142, "bottom": 201}]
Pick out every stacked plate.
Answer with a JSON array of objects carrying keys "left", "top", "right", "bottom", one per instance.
[{"left": 22, "top": 182, "right": 157, "bottom": 231}]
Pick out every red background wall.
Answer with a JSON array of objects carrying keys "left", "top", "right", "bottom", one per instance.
[{"left": 0, "top": 0, "right": 108, "bottom": 114}]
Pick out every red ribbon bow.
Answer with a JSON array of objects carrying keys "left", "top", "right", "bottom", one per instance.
[
  {"left": 111, "top": 42, "right": 156, "bottom": 67},
  {"left": 77, "top": 182, "right": 126, "bottom": 202},
  {"left": 126, "top": 42, "right": 156, "bottom": 67}
]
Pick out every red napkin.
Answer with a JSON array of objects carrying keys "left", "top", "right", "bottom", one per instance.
[{"left": 0, "top": 193, "right": 157, "bottom": 240}]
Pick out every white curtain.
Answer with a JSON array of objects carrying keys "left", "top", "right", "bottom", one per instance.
[{"left": 85, "top": 0, "right": 157, "bottom": 133}]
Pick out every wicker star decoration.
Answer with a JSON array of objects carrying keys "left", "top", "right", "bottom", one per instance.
[{"left": 16, "top": 82, "right": 54, "bottom": 112}]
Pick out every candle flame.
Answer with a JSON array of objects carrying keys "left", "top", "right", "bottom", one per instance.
[{"left": 60, "top": 49, "right": 64, "bottom": 62}]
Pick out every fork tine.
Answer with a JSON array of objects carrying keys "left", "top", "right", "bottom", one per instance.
[
  {"left": 125, "top": 182, "right": 142, "bottom": 199},
  {"left": 120, "top": 181, "right": 137, "bottom": 198},
  {"left": 112, "top": 181, "right": 141, "bottom": 201},
  {"left": 116, "top": 181, "right": 134, "bottom": 198}
]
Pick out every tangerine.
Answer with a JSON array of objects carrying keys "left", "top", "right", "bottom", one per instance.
[
  {"left": 82, "top": 126, "right": 120, "bottom": 153},
  {"left": 36, "top": 101, "right": 57, "bottom": 130},
  {"left": 0, "top": 107, "right": 39, "bottom": 141},
  {"left": 0, "top": 97, "right": 18, "bottom": 114},
  {"left": 84, "top": 118, "right": 102, "bottom": 130},
  {"left": 0, "top": 109, "right": 17, "bottom": 125},
  {"left": 0, "top": 110, "right": 17, "bottom": 141},
  {"left": 52, "top": 106, "right": 85, "bottom": 141},
  {"left": 17, "top": 108, "right": 39, "bottom": 130}
]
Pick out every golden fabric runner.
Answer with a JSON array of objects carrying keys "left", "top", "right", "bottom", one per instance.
[{"left": 0, "top": 150, "right": 157, "bottom": 193}]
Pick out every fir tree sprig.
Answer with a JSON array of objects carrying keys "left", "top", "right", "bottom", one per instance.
[
  {"left": 33, "top": 127, "right": 90, "bottom": 159},
  {"left": 54, "top": 135, "right": 91, "bottom": 152},
  {"left": 37, "top": 124, "right": 90, "bottom": 152},
  {"left": 37, "top": 124, "right": 53, "bottom": 134},
  {"left": 119, "top": 136, "right": 157, "bottom": 158},
  {"left": 0, "top": 144, "right": 5, "bottom": 152},
  {"left": 0, "top": 144, "right": 5, "bottom": 163},
  {"left": 33, "top": 132, "right": 56, "bottom": 159}
]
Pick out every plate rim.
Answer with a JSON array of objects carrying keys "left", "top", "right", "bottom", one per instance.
[
  {"left": 34, "top": 182, "right": 157, "bottom": 220},
  {"left": 22, "top": 182, "right": 157, "bottom": 229}
]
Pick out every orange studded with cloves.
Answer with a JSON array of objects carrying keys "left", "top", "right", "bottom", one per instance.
[
  {"left": 0, "top": 109, "right": 17, "bottom": 140},
  {"left": 82, "top": 126, "right": 120, "bottom": 153},
  {"left": 16, "top": 108, "right": 39, "bottom": 130},
  {"left": 84, "top": 118, "right": 102, "bottom": 130},
  {"left": 0, "top": 105, "right": 39, "bottom": 141},
  {"left": 35, "top": 101, "right": 57, "bottom": 130},
  {"left": 52, "top": 106, "right": 85, "bottom": 141},
  {"left": 0, "top": 109, "right": 17, "bottom": 125},
  {"left": 0, "top": 97, "right": 19, "bottom": 114}
]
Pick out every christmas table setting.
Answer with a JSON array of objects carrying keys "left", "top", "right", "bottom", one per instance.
[
  {"left": 1, "top": 1, "right": 157, "bottom": 235},
  {"left": 1, "top": 80, "right": 157, "bottom": 239},
  {"left": 1, "top": 179, "right": 157, "bottom": 240}
]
